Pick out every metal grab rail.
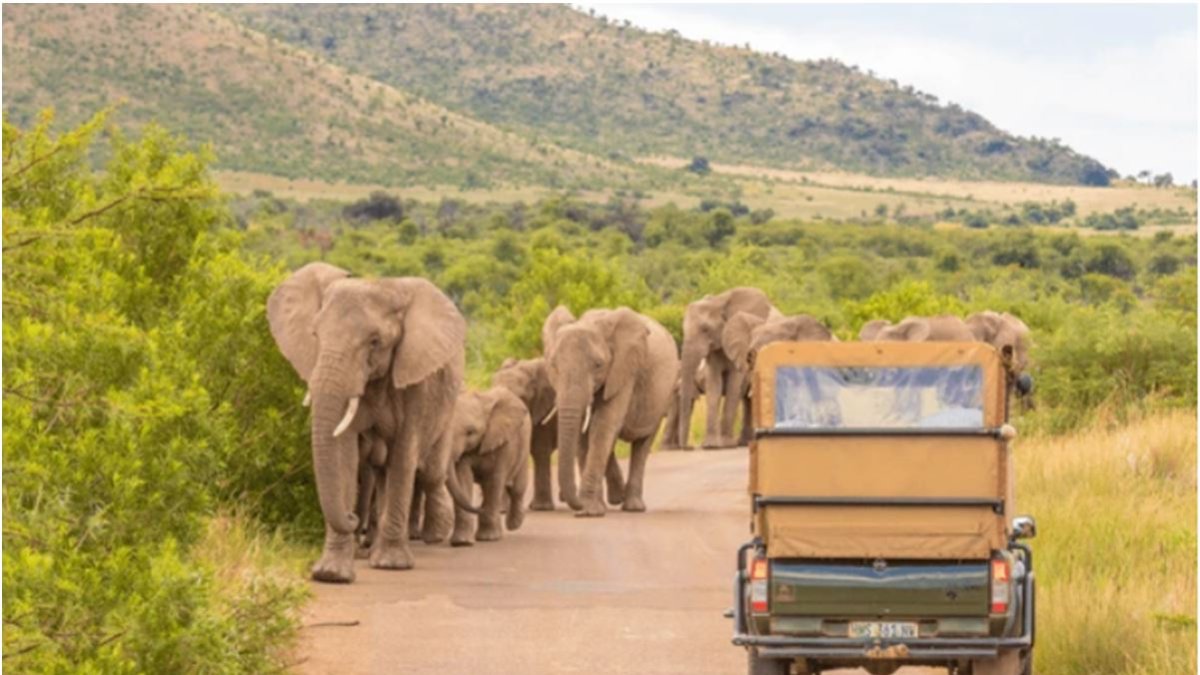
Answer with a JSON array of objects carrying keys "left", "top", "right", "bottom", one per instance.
[{"left": 753, "top": 495, "right": 1005, "bottom": 515}]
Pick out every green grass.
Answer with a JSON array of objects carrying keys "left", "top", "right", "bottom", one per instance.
[{"left": 1020, "top": 410, "right": 1197, "bottom": 674}]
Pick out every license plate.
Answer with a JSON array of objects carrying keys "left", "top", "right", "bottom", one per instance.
[{"left": 848, "top": 621, "right": 919, "bottom": 639}]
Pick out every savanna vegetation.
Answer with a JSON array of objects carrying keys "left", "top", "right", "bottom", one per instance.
[{"left": 4, "top": 111, "right": 1195, "bottom": 672}]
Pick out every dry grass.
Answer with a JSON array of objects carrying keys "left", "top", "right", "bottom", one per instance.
[{"left": 1018, "top": 410, "right": 1197, "bottom": 674}]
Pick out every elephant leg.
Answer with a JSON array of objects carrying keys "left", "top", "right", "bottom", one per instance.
[
  {"left": 313, "top": 522, "right": 357, "bottom": 584},
  {"left": 356, "top": 459, "right": 377, "bottom": 558},
  {"left": 701, "top": 364, "right": 724, "bottom": 448},
  {"left": 419, "top": 430, "right": 455, "bottom": 544},
  {"left": 476, "top": 471, "right": 505, "bottom": 541},
  {"left": 714, "top": 368, "right": 744, "bottom": 449},
  {"left": 529, "top": 429, "right": 555, "bottom": 511},
  {"left": 576, "top": 404, "right": 624, "bottom": 517},
  {"left": 450, "top": 462, "right": 478, "bottom": 547},
  {"left": 506, "top": 460, "right": 529, "bottom": 531},
  {"left": 660, "top": 394, "right": 681, "bottom": 450},
  {"left": 605, "top": 453, "right": 625, "bottom": 505},
  {"left": 738, "top": 390, "right": 753, "bottom": 446},
  {"left": 622, "top": 434, "right": 654, "bottom": 512},
  {"left": 407, "top": 480, "right": 424, "bottom": 541},
  {"left": 370, "top": 435, "right": 417, "bottom": 571}
]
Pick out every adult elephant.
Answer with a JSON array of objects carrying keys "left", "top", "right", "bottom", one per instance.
[
  {"left": 858, "top": 315, "right": 975, "bottom": 342},
  {"left": 267, "top": 262, "right": 466, "bottom": 583},
  {"left": 967, "top": 310, "right": 1034, "bottom": 403},
  {"left": 679, "top": 287, "right": 779, "bottom": 449},
  {"left": 445, "top": 387, "right": 532, "bottom": 546},
  {"left": 543, "top": 306, "right": 679, "bottom": 516}
]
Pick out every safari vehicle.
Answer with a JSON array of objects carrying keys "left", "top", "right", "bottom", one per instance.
[{"left": 731, "top": 341, "right": 1036, "bottom": 675}]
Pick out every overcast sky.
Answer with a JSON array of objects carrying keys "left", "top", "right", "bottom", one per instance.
[{"left": 584, "top": 3, "right": 1198, "bottom": 183}]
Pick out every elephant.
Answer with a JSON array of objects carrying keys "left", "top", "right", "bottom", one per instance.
[
  {"left": 267, "top": 262, "right": 467, "bottom": 583},
  {"left": 491, "top": 357, "right": 562, "bottom": 511},
  {"left": 542, "top": 305, "right": 680, "bottom": 516},
  {"left": 724, "top": 313, "right": 837, "bottom": 372},
  {"left": 967, "top": 310, "right": 1034, "bottom": 403},
  {"left": 445, "top": 387, "right": 532, "bottom": 546},
  {"left": 679, "top": 287, "right": 780, "bottom": 449},
  {"left": 858, "top": 315, "right": 975, "bottom": 342},
  {"left": 659, "top": 362, "right": 706, "bottom": 450}
]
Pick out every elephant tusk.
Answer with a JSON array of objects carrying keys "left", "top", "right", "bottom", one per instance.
[
  {"left": 302, "top": 390, "right": 312, "bottom": 407},
  {"left": 582, "top": 404, "right": 593, "bottom": 435},
  {"left": 540, "top": 405, "right": 557, "bottom": 425},
  {"left": 332, "top": 397, "right": 360, "bottom": 438}
]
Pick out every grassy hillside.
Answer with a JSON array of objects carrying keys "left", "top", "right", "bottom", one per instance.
[
  {"left": 1, "top": 4, "right": 639, "bottom": 189},
  {"left": 224, "top": 3, "right": 1113, "bottom": 185}
]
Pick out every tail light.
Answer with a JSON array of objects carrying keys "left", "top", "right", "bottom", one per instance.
[
  {"left": 750, "top": 557, "right": 769, "bottom": 613},
  {"left": 990, "top": 558, "right": 1011, "bottom": 614}
]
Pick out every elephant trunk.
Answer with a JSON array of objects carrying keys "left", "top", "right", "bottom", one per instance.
[
  {"left": 446, "top": 456, "right": 482, "bottom": 514},
  {"left": 310, "top": 392, "right": 361, "bottom": 535},
  {"left": 555, "top": 381, "right": 590, "bottom": 510},
  {"left": 677, "top": 343, "right": 705, "bottom": 447}
]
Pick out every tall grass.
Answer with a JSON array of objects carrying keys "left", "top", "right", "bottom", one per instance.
[{"left": 1020, "top": 410, "right": 1196, "bottom": 674}]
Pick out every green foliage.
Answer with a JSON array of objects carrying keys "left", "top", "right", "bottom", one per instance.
[
  {"left": 3, "top": 111, "right": 308, "bottom": 672},
  {"left": 843, "top": 281, "right": 966, "bottom": 335}
]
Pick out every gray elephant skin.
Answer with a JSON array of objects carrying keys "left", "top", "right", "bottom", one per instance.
[
  {"left": 679, "top": 287, "right": 779, "bottom": 449},
  {"left": 724, "top": 313, "right": 837, "bottom": 372},
  {"left": 267, "top": 262, "right": 466, "bottom": 583},
  {"left": 446, "top": 387, "right": 532, "bottom": 545},
  {"left": 967, "top": 310, "right": 1034, "bottom": 404},
  {"left": 858, "top": 315, "right": 975, "bottom": 342},
  {"left": 542, "top": 306, "right": 680, "bottom": 516},
  {"left": 492, "top": 357, "right": 565, "bottom": 511},
  {"left": 660, "top": 363, "right": 706, "bottom": 450}
]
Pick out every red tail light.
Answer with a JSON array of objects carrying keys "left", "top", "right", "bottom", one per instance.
[
  {"left": 990, "top": 559, "right": 1011, "bottom": 613},
  {"left": 750, "top": 557, "right": 769, "bottom": 613}
]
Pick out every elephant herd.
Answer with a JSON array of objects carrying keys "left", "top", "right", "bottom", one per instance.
[{"left": 266, "top": 264, "right": 1031, "bottom": 583}]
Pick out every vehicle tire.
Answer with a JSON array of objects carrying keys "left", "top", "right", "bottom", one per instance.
[
  {"left": 747, "top": 648, "right": 790, "bottom": 675},
  {"left": 970, "top": 649, "right": 1022, "bottom": 675}
]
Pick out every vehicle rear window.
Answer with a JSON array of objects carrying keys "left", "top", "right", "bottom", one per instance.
[{"left": 774, "top": 365, "right": 985, "bottom": 429}]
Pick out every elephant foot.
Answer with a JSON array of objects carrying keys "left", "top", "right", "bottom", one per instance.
[
  {"left": 561, "top": 492, "right": 584, "bottom": 511},
  {"left": 701, "top": 437, "right": 736, "bottom": 450},
  {"left": 354, "top": 544, "right": 371, "bottom": 560},
  {"left": 311, "top": 548, "right": 356, "bottom": 584},
  {"left": 606, "top": 482, "right": 625, "bottom": 506},
  {"left": 408, "top": 529, "right": 424, "bottom": 541},
  {"left": 573, "top": 496, "right": 607, "bottom": 518},
  {"left": 622, "top": 496, "right": 646, "bottom": 513},
  {"left": 506, "top": 508, "right": 525, "bottom": 531},
  {"left": 450, "top": 532, "right": 475, "bottom": 547},
  {"left": 476, "top": 522, "right": 503, "bottom": 541},
  {"left": 369, "top": 540, "right": 414, "bottom": 570},
  {"left": 528, "top": 497, "right": 555, "bottom": 511}
]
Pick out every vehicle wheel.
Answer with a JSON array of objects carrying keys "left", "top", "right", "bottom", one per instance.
[
  {"left": 747, "top": 648, "right": 790, "bottom": 675},
  {"left": 970, "top": 649, "right": 1022, "bottom": 675}
]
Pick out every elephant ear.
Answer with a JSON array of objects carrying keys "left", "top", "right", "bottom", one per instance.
[
  {"left": 967, "top": 311, "right": 1003, "bottom": 342},
  {"left": 266, "top": 262, "right": 351, "bottom": 381},
  {"left": 791, "top": 316, "right": 835, "bottom": 342},
  {"left": 541, "top": 305, "right": 576, "bottom": 357},
  {"left": 603, "top": 308, "right": 649, "bottom": 401},
  {"left": 858, "top": 319, "right": 891, "bottom": 341},
  {"left": 483, "top": 390, "right": 530, "bottom": 456},
  {"left": 384, "top": 278, "right": 467, "bottom": 389},
  {"left": 891, "top": 317, "right": 932, "bottom": 342},
  {"left": 721, "top": 311, "right": 766, "bottom": 368}
]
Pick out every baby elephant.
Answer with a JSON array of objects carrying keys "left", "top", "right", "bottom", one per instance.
[{"left": 446, "top": 387, "right": 532, "bottom": 546}]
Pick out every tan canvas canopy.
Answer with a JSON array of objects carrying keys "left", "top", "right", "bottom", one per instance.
[{"left": 749, "top": 341, "right": 1014, "bottom": 560}]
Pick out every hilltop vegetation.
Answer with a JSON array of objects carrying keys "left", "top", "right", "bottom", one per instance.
[
  {"left": 1, "top": 4, "right": 639, "bottom": 189},
  {"left": 5, "top": 4, "right": 1115, "bottom": 190},
  {"left": 224, "top": 3, "right": 1113, "bottom": 184}
]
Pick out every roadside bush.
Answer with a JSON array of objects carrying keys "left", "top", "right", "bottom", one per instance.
[{"left": 3, "top": 110, "right": 309, "bottom": 672}]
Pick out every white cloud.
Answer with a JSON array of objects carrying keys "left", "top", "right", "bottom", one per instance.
[{"left": 586, "top": 4, "right": 1198, "bottom": 182}]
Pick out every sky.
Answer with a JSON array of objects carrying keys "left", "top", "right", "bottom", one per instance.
[{"left": 583, "top": 3, "right": 1198, "bottom": 183}]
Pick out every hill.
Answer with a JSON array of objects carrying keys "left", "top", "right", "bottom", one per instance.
[
  {"left": 1, "top": 4, "right": 638, "bottom": 189},
  {"left": 222, "top": 3, "right": 1113, "bottom": 185}
]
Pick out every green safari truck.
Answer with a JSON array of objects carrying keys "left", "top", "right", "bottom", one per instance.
[{"left": 731, "top": 341, "right": 1036, "bottom": 675}]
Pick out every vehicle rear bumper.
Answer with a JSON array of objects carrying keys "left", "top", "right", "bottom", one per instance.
[{"left": 730, "top": 542, "right": 1036, "bottom": 662}]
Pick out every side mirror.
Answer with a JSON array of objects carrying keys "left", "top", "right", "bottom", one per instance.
[
  {"left": 1015, "top": 374, "right": 1034, "bottom": 396},
  {"left": 1011, "top": 515, "right": 1037, "bottom": 540}
]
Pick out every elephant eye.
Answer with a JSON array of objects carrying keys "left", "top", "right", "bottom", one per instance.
[{"left": 369, "top": 334, "right": 382, "bottom": 348}]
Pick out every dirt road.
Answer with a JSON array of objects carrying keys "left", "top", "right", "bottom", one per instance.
[{"left": 296, "top": 448, "right": 938, "bottom": 675}]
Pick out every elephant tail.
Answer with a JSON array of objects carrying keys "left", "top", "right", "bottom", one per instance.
[{"left": 446, "top": 459, "right": 483, "bottom": 515}]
